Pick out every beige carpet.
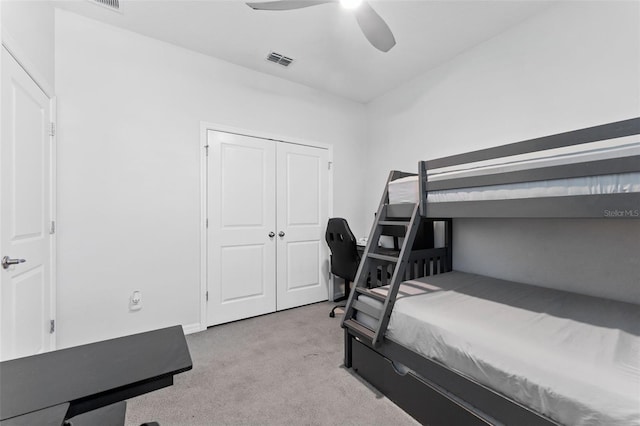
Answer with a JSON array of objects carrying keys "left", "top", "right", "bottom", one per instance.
[{"left": 125, "top": 302, "right": 419, "bottom": 426}]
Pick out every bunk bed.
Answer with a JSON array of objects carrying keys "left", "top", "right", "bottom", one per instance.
[{"left": 342, "top": 118, "right": 640, "bottom": 426}]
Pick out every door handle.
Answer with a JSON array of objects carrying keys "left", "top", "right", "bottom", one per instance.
[
  {"left": 2, "top": 256, "right": 26, "bottom": 270},
  {"left": 278, "top": 231, "right": 285, "bottom": 237},
  {"left": 268, "top": 232, "right": 275, "bottom": 238}
]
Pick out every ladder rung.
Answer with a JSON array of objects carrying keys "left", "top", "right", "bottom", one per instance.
[
  {"left": 368, "top": 253, "right": 399, "bottom": 262},
  {"left": 355, "top": 287, "right": 387, "bottom": 303},
  {"left": 343, "top": 319, "right": 375, "bottom": 340},
  {"left": 353, "top": 299, "right": 382, "bottom": 320},
  {"left": 378, "top": 220, "right": 408, "bottom": 226}
]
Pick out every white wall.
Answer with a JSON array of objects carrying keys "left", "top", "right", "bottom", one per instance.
[
  {"left": 55, "top": 9, "right": 366, "bottom": 348},
  {"left": 364, "top": 1, "right": 640, "bottom": 303},
  {"left": 1, "top": 0, "right": 55, "bottom": 94}
]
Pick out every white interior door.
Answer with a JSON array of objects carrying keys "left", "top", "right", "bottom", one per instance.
[
  {"left": 1, "top": 47, "right": 54, "bottom": 360},
  {"left": 207, "top": 131, "right": 277, "bottom": 326},
  {"left": 276, "top": 143, "right": 329, "bottom": 310}
]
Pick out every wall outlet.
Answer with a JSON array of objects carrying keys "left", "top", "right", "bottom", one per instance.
[{"left": 129, "top": 291, "right": 142, "bottom": 311}]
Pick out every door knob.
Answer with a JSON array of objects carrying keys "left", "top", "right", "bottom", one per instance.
[
  {"left": 268, "top": 232, "right": 275, "bottom": 238},
  {"left": 2, "top": 256, "right": 26, "bottom": 270},
  {"left": 278, "top": 231, "right": 285, "bottom": 237}
]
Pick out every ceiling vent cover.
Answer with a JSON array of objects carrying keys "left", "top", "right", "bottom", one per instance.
[
  {"left": 267, "top": 52, "right": 294, "bottom": 67},
  {"left": 89, "top": 0, "right": 121, "bottom": 11}
]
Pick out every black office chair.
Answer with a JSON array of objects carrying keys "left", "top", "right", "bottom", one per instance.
[{"left": 325, "top": 218, "right": 361, "bottom": 318}]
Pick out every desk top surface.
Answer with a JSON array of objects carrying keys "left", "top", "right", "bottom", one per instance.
[{"left": 0, "top": 325, "right": 192, "bottom": 421}]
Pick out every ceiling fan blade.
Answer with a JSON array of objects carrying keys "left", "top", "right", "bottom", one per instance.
[
  {"left": 354, "top": 2, "right": 396, "bottom": 52},
  {"left": 246, "top": 0, "right": 334, "bottom": 11}
]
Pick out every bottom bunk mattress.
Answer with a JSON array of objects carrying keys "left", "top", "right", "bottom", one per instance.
[{"left": 356, "top": 271, "right": 640, "bottom": 426}]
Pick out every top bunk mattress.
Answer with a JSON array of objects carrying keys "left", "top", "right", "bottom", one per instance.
[
  {"left": 388, "top": 137, "right": 640, "bottom": 204},
  {"left": 357, "top": 272, "right": 640, "bottom": 426}
]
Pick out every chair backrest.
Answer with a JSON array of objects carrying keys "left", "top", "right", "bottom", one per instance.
[{"left": 325, "top": 218, "right": 360, "bottom": 282}]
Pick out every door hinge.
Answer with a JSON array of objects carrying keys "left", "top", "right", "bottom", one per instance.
[
  {"left": 49, "top": 122, "right": 56, "bottom": 137},
  {"left": 206, "top": 218, "right": 209, "bottom": 228},
  {"left": 50, "top": 220, "right": 56, "bottom": 235},
  {"left": 204, "top": 145, "right": 209, "bottom": 156},
  {"left": 206, "top": 291, "right": 209, "bottom": 302},
  {"left": 328, "top": 161, "right": 332, "bottom": 170},
  {"left": 50, "top": 319, "right": 55, "bottom": 333}
]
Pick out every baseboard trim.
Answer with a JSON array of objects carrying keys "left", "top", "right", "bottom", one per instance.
[{"left": 182, "top": 323, "right": 204, "bottom": 335}]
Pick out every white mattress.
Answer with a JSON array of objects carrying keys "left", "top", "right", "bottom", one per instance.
[
  {"left": 388, "top": 175, "right": 419, "bottom": 204},
  {"left": 357, "top": 272, "right": 640, "bottom": 426},
  {"left": 387, "top": 138, "right": 640, "bottom": 204},
  {"left": 429, "top": 172, "right": 640, "bottom": 202}
]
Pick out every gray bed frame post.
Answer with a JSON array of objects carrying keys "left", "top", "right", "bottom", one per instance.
[
  {"left": 418, "top": 161, "right": 428, "bottom": 217},
  {"left": 344, "top": 328, "right": 353, "bottom": 368},
  {"left": 445, "top": 218, "right": 453, "bottom": 272},
  {"left": 420, "top": 160, "right": 453, "bottom": 272}
]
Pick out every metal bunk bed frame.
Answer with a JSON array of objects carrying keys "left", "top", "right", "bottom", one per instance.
[{"left": 342, "top": 117, "right": 640, "bottom": 425}]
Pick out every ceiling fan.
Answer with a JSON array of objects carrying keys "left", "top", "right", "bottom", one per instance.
[{"left": 245, "top": 0, "right": 396, "bottom": 52}]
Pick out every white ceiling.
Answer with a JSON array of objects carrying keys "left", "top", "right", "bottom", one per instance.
[{"left": 54, "top": 0, "right": 555, "bottom": 103}]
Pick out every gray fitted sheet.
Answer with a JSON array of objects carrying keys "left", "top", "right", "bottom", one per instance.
[{"left": 357, "top": 272, "right": 640, "bottom": 426}]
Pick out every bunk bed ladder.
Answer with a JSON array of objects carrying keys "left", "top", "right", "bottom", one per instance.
[{"left": 342, "top": 171, "right": 422, "bottom": 348}]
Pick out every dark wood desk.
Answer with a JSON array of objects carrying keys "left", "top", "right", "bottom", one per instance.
[{"left": 0, "top": 325, "right": 192, "bottom": 425}]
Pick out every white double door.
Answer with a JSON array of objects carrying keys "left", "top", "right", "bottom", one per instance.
[
  {"left": 1, "top": 47, "right": 54, "bottom": 360},
  {"left": 207, "top": 131, "right": 329, "bottom": 326}
]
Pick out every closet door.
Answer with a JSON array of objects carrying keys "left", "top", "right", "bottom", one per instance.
[
  {"left": 207, "top": 131, "right": 277, "bottom": 326},
  {"left": 276, "top": 143, "right": 329, "bottom": 310}
]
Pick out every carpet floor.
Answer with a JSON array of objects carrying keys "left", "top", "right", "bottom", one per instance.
[{"left": 125, "top": 302, "right": 419, "bottom": 426}]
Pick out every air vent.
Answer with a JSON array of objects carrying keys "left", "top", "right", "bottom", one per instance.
[
  {"left": 266, "top": 52, "right": 294, "bottom": 67},
  {"left": 89, "top": 0, "right": 121, "bottom": 11}
]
